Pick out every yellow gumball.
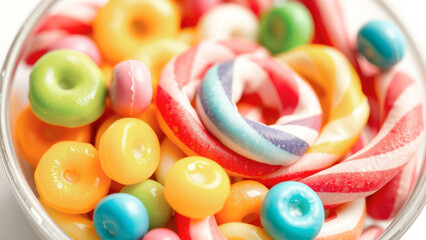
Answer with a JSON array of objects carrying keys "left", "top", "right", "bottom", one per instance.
[
  {"left": 164, "top": 156, "right": 230, "bottom": 219},
  {"left": 99, "top": 118, "right": 160, "bottom": 185}
]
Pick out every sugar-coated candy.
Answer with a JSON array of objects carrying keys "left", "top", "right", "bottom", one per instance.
[
  {"left": 93, "top": 0, "right": 180, "bottom": 62},
  {"left": 196, "top": 54, "right": 322, "bottom": 166},
  {"left": 259, "top": 1, "right": 314, "bottom": 54},
  {"left": 48, "top": 34, "right": 101, "bottom": 66},
  {"left": 16, "top": 106, "right": 91, "bottom": 167},
  {"left": 93, "top": 193, "right": 149, "bottom": 240},
  {"left": 99, "top": 118, "right": 160, "bottom": 185},
  {"left": 218, "top": 222, "right": 272, "bottom": 240},
  {"left": 35, "top": 141, "right": 111, "bottom": 214},
  {"left": 121, "top": 179, "right": 172, "bottom": 229},
  {"left": 357, "top": 20, "right": 405, "bottom": 69},
  {"left": 197, "top": 3, "right": 259, "bottom": 42},
  {"left": 260, "top": 181, "right": 324, "bottom": 240},
  {"left": 109, "top": 60, "right": 152, "bottom": 116},
  {"left": 142, "top": 228, "right": 180, "bottom": 240},
  {"left": 164, "top": 156, "right": 230, "bottom": 219},
  {"left": 29, "top": 50, "right": 107, "bottom": 127},
  {"left": 216, "top": 180, "right": 268, "bottom": 226}
]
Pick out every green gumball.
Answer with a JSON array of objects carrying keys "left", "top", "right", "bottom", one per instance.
[
  {"left": 121, "top": 179, "right": 172, "bottom": 230},
  {"left": 29, "top": 50, "right": 107, "bottom": 127},
  {"left": 259, "top": 1, "right": 314, "bottom": 54}
]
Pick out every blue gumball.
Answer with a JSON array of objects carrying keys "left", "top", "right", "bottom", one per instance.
[
  {"left": 261, "top": 181, "right": 324, "bottom": 240},
  {"left": 357, "top": 20, "right": 405, "bottom": 70},
  {"left": 94, "top": 193, "right": 149, "bottom": 240}
]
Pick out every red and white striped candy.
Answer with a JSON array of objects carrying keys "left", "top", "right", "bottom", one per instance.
[
  {"left": 315, "top": 198, "right": 366, "bottom": 240},
  {"left": 25, "top": 2, "right": 99, "bottom": 65},
  {"left": 156, "top": 39, "right": 284, "bottom": 177},
  {"left": 175, "top": 213, "right": 225, "bottom": 240},
  {"left": 224, "top": 0, "right": 273, "bottom": 16},
  {"left": 301, "top": 70, "right": 424, "bottom": 208}
]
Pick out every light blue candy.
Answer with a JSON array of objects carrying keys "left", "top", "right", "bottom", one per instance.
[
  {"left": 357, "top": 20, "right": 405, "bottom": 70},
  {"left": 93, "top": 193, "right": 149, "bottom": 240},
  {"left": 261, "top": 181, "right": 324, "bottom": 240}
]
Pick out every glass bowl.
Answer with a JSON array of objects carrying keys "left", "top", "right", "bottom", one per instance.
[{"left": 1, "top": 0, "right": 425, "bottom": 239}]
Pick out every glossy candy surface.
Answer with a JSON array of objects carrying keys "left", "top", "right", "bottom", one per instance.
[
  {"left": 164, "top": 156, "right": 230, "bottom": 219},
  {"left": 109, "top": 60, "right": 152, "bottom": 116},
  {"left": 259, "top": 2, "right": 314, "bottom": 54},
  {"left": 121, "top": 179, "right": 172, "bottom": 229},
  {"left": 35, "top": 141, "right": 111, "bottom": 214},
  {"left": 357, "top": 20, "right": 405, "bottom": 69},
  {"left": 49, "top": 34, "right": 101, "bottom": 65},
  {"left": 99, "top": 118, "right": 160, "bottom": 185},
  {"left": 16, "top": 107, "right": 91, "bottom": 167},
  {"left": 218, "top": 222, "right": 272, "bottom": 240},
  {"left": 260, "top": 181, "right": 324, "bottom": 240},
  {"left": 216, "top": 180, "right": 268, "bottom": 226},
  {"left": 93, "top": 193, "right": 149, "bottom": 240},
  {"left": 142, "top": 228, "right": 181, "bottom": 240},
  {"left": 155, "top": 138, "right": 186, "bottom": 185},
  {"left": 29, "top": 50, "right": 107, "bottom": 127}
]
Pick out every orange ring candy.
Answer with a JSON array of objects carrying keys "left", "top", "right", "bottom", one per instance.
[
  {"left": 16, "top": 106, "right": 91, "bottom": 167},
  {"left": 99, "top": 118, "right": 160, "bottom": 185},
  {"left": 215, "top": 180, "right": 268, "bottom": 226},
  {"left": 93, "top": 0, "right": 180, "bottom": 63},
  {"left": 132, "top": 39, "right": 190, "bottom": 96},
  {"left": 35, "top": 141, "right": 111, "bottom": 214},
  {"left": 39, "top": 199, "right": 99, "bottom": 240}
]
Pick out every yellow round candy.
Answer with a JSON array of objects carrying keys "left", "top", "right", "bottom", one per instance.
[
  {"left": 99, "top": 118, "right": 160, "bottom": 185},
  {"left": 219, "top": 222, "right": 273, "bottom": 240},
  {"left": 164, "top": 156, "right": 230, "bottom": 219},
  {"left": 93, "top": 0, "right": 180, "bottom": 63},
  {"left": 155, "top": 138, "right": 186, "bottom": 185}
]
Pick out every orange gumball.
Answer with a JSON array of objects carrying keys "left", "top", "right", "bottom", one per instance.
[
  {"left": 99, "top": 118, "right": 160, "bottom": 185},
  {"left": 35, "top": 141, "right": 111, "bottom": 214},
  {"left": 16, "top": 107, "right": 91, "bottom": 167},
  {"left": 216, "top": 180, "right": 269, "bottom": 226}
]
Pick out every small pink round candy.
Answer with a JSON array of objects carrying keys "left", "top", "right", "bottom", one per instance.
[
  {"left": 109, "top": 60, "right": 153, "bottom": 116},
  {"left": 48, "top": 34, "right": 101, "bottom": 65},
  {"left": 142, "top": 228, "right": 181, "bottom": 240}
]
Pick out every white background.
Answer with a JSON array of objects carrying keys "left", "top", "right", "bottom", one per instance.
[{"left": 0, "top": 0, "right": 425, "bottom": 239}]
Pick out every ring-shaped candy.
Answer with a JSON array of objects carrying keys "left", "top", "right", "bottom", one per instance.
[
  {"left": 93, "top": 0, "right": 180, "bottom": 63},
  {"left": 259, "top": 44, "right": 370, "bottom": 185},
  {"left": 196, "top": 54, "right": 322, "bottom": 165},
  {"left": 156, "top": 39, "right": 282, "bottom": 177},
  {"left": 316, "top": 198, "right": 366, "bottom": 240},
  {"left": 29, "top": 50, "right": 107, "bottom": 128},
  {"left": 218, "top": 222, "right": 273, "bottom": 240}
]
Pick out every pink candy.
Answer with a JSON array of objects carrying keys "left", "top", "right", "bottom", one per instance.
[
  {"left": 142, "top": 228, "right": 181, "bottom": 240},
  {"left": 109, "top": 60, "right": 153, "bottom": 116},
  {"left": 49, "top": 34, "right": 101, "bottom": 65}
]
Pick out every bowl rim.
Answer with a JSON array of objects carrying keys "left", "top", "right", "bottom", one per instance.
[{"left": 0, "top": 0, "right": 425, "bottom": 239}]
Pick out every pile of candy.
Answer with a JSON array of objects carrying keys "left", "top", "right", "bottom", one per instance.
[{"left": 15, "top": 0, "right": 424, "bottom": 239}]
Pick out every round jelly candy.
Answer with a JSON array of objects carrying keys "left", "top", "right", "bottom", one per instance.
[
  {"left": 357, "top": 20, "right": 405, "bottom": 69},
  {"left": 109, "top": 60, "right": 153, "bottom": 116},
  {"left": 35, "top": 141, "right": 111, "bottom": 214},
  {"left": 155, "top": 138, "right": 186, "bottom": 185},
  {"left": 259, "top": 1, "right": 313, "bottom": 54},
  {"left": 99, "top": 118, "right": 160, "bottom": 185},
  {"left": 121, "top": 179, "right": 172, "bottom": 229},
  {"left": 29, "top": 50, "right": 107, "bottom": 127},
  {"left": 94, "top": 193, "right": 149, "bottom": 240},
  {"left": 142, "top": 228, "right": 180, "bottom": 240},
  {"left": 260, "top": 181, "right": 324, "bottom": 240},
  {"left": 164, "top": 156, "right": 230, "bottom": 219}
]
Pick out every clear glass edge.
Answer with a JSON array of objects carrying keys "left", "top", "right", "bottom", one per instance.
[{"left": 0, "top": 0, "right": 425, "bottom": 240}]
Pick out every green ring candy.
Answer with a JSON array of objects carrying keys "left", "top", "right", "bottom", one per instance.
[
  {"left": 259, "top": 1, "right": 314, "bottom": 54},
  {"left": 29, "top": 50, "right": 107, "bottom": 128}
]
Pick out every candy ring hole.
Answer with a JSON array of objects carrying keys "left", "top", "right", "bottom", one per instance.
[
  {"left": 271, "top": 18, "right": 284, "bottom": 38},
  {"left": 288, "top": 195, "right": 310, "bottom": 218},
  {"left": 57, "top": 75, "right": 77, "bottom": 90},
  {"left": 99, "top": 219, "right": 119, "bottom": 239},
  {"left": 241, "top": 213, "right": 258, "bottom": 224},
  {"left": 230, "top": 29, "right": 245, "bottom": 39},
  {"left": 130, "top": 19, "right": 150, "bottom": 38},
  {"left": 62, "top": 169, "right": 80, "bottom": 184}
]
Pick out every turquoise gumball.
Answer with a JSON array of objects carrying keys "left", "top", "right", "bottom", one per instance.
[
  {"left": 260, "top": 181, "right": 324, "bottom": 240},
  {"left": 29, "top": 49, "right": 107, "bottom": 127},
  {"left": 93, "top": 193, "right": 149, "bottom": 240},
  {"left": 357, "top": 20, "right": 405, "bottom": 70}
]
